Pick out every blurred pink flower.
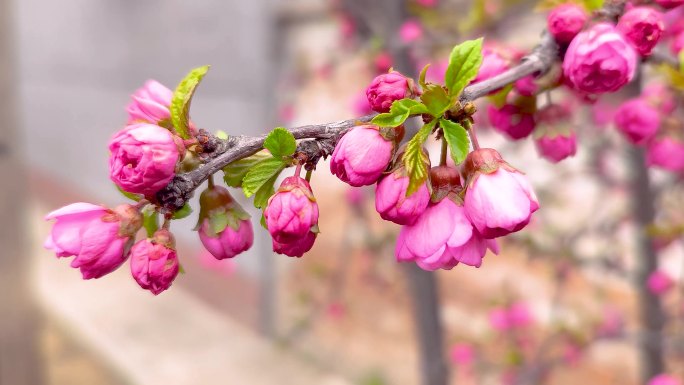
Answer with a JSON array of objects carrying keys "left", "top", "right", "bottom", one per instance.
[
  {"left": 647, "top": 270, "right": 675, "bottom": 295},
  {"left": 450, "top": 343, "right": 475, "bottom": 366},
  {"left": 649, "top": 374, "right": 682, "bottom": 385},
  {"left": 399, "top": 20, "right": 423, "bottom": 43},
  {"left": 647, "top": 137, "right": 684, "bottom": 172}
]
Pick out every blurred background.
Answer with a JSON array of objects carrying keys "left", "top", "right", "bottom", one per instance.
[{"left": 1, "top": 0, "right": 683, "bottom": 384}]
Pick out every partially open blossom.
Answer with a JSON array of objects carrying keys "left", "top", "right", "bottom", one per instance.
[
  {"left": 265, "top": 176, "right": 319, "bottom": 244},
  {"left": 109, "top": 123, "right": 180, "bottom": 196},
  {"left": 563, "top": 23, "right": 637, "bottom": 94},
  {"left": 130, "top": 229, "right": 179, "bottom": 295},
  {"left": 464, "top": 149, "right": 539, "bottom": 238},
  {"left": 45, "top": 203, "right": 142, "bottom": 279},
  {"left": 399, "top": 20, "right": 423, "bottom": 43},
  {"left": 366, "top": 71, "right": 414, "bottom": 113},
  {"left": 547, "top": 4, "right": 588, "bottom": 43},
  {"left": 487, "top": 98, "right": 536, "bottom": 140},
  {"left": 126, "top": 80, "right": 173, "bottom": 124},
  {"left": 648, "top": 374, "right": 682, "bottom": 385},
  {"left": 331, "top": 125, "right": 397, "bottom": 186},
  {"left": 648, "top": 270, "right": 675, "bottom": 295},
  {"left": 198, "top": 185, "right": 253, "bottom": 260},
  {"left": 375, "top": 164, "right": 430, "bottom": 225},
  {"left": 654, "top": 0, "right": 684, "bottom": 9},
  {"left": 273, "top": 230, "right": 317, "bottom": 258},
  {"left": 647, "top": 137, "right": 684, "bottom": 172},
  {"left": 614, "top": 98, "right": 661, "bottom": 144},
  {"left": 617, "top": 6, "right": 665, "bottom": 56},
  {"left": 472, "top": 48, "right": 509, "bottom": 85}
]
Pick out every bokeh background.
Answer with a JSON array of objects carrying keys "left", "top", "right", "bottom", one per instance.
[{"left": 1, "top": 0, "right": 683, "bottom": 384}]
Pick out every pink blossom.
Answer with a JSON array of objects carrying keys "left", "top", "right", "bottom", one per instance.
[
  {"left": 648, "top": 374, "right": 682, "bottom": 385},
  {"left": 399, "top": 20, "right": 423, "bottom": 43},
  {"left": 464, "top": 149, "right": 539, "bottom": 238},
  {"left": 273, "top": 230, "right": 317, "bottom": 258},
  {"left": 366, "top": 71, "right": 412, "bottom": 113},
  {"left": 647, "top": 270, "right": 675, "bottom": 295},
  {"left": 330, "top": 125, "right": 395, "bottom": 186},
  {"left": 617, "top": 6, "right": 665, "bottom": 56},
  {"left": 375, "top": 167, "right": 430, "bottom": 225},
  {"left": 672, "top": 31, "right": 684, "bottom": 54},
  {"left": 547, "top": 4, "right": 588, "bottom": 43},
  {"left": 535, "top": 131, "right": 577, "bottom": 163},
  {"left": 265, "top": 176, "right": 319, "bottom": 244},
  {"left": 614, "top": 98, "right": 660, "bottom": 144},
  {"left": 487, "top": 103, "right": 536, "bottom": 140},
  {"left": 126, "top": 80, "right": 173, "bottom": 124},
  {"left": 450, "top": 343, "right": 475, "bottom": 366},
  {"left": 489, "top": 302, "right": 534, "bottom": 331},
  {"left": 197, "top": 185, "right": 253, "bottom": 260},
  {"left": 563, "top": 23, "right": 637, "bottom": 94},
  {"left": 395, "top": 198, "right": 499, "bottom": 270},
  {"left": 45, "top": 203, "right": 141, "bottom": 279},
  {"left": 647, "top": 137, "right": 684, "bottom": 172},
  {"left": 129, "top": 229, "right": 179, "bottom": 295},
  {"left": 109, "top": 123, "right": 180, "bottom": 196},
  {"left": 472, "top": 48, "right": 509, "bottom": 84},
  {"left": 654, "top": 0, "right": 684, "bottom": 9}
]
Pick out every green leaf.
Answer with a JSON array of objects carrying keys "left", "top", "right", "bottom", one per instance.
[
  {"left": 170, "top": 65, "right": 210, "bottom": 139},
  {"left": 444, "top": 38, "right": 484, "bottom": 98},
  {"left": 116, "top": 185, "right": 142, "bottom": 202},
  {"left": 253, "top": 174, "right": 279, "bottom": 209},
  {"left": 223, "top": 150, "right": 271, "bottom": 187},
  {"left": 264, "top": 127, "right": 297, "bottom": 157},
  {"left": 370, "top": 98, "right": 428, "bottom": 127},
  {"left": 440, "top": 119, "right": 470, "bottom": 165},
  {"left": 242, "top": 157, "right": 286, "bottom": 198},
  {"left": 403, "top": 120, "right": 436, "bottom": 196},
  {"left": 420, "top": 84, "right": 451, "bottom": 117},
  {"left": 583, "top": 0, "right": 604, "bottom": 11},
  {"left": 142, "top": 208, "right": 159, "bottom": 238},
  {"left": 172, "top": 203, "right": 193, "bottom": 220},
  {"left": 679, "top": 50, "right": 684, "bottom": 74}
]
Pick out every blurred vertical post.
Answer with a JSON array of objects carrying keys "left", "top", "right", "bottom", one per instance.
[
  {"left": 0, "top": 0, "right": 45, "bottom": 383},
  {"left": 379, "top": 1, "right": 450, "bottom": 384},
  {"left": 626, "top": 73, "right": 665, "bottom": 382}
]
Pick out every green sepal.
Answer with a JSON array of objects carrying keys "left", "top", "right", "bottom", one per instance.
[
  {"left": 171, "top": 203, "right": 193, "bottom": 220},
  {"left": 403, "top": 119, "right": 437, "bottom": 196},
  {"left": 420, "top": 84, "right": 452, "bottom": 117},
  {"left": 440, "top": 119, "right": 470, "bottom": 165}
]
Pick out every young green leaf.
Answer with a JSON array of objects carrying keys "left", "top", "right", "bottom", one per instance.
[
  {"left": 171, "top": 203, "right": 193, "bottom": 220},
  {"left": 420, "top": 84, "right": 451, "bottom": 117},
  {"left": 223, "top": 150, "right": 271, "bottom": 187},
  {"left": 444, "top": 38, "right": 484, "bottom": 98},
  {"left": 440, "top": 119, "right": 470, "bottom": 165},
  {"left": 419, "top": 63, "right": 431, "bottom": 88},
  {"left": 253, "top": 174, "right": 279, "bottom": 209},
  {"left": 371, "top": 103, "right": 410, "bottom": 127},
  {"left": 403, "top": 120, "right": 437, "bottom": 196},
  {"left": 264, "top": 127, "right": 297, "bottom": 157},
  {"left": 142, "top": 209, "right": 159, "bottom": 238},
  {"left": 170, "top": 65, "right": 210, "bottom": 139},
  {"left": 242, "top": 157, "right": 286, "bottom": 198}
]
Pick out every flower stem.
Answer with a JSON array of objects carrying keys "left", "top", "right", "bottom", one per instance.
[
  {"left": 162, "top": 215, "right": 171, "bottom": 230},
  {"left": 294, "top": 163, "right": 303, "bottom": 178},
  {"left": 305, "top": 169, "right": 313, "bottom": 182},
  {"left": 465, "top": 121, "right": 481, "bottom": 150},
  {"left": 439, "top": 137, "right": 448, "bottom": 166},
  {"left": 207, "top": 175, "right": 215, "bottom": 189}
]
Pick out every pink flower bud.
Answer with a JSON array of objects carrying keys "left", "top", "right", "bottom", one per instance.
[
  {"left": 273, "top": 230, "right": 317, "bottom": 258},
  {"left": 535, "top": 131, "right": 577, "bottom": 163},
  {"left": 399, "top": 20, "right": 423, "bottom": 43},
  {"left": 366, "top": 71, "right": 412, "bottom": 113},
  {"left": 330, "top": 125, "right": 396, "bottom": 186},
  {"left": 130, "top": 229, "right": 180, "bottom": 295},
  {"left": 472, "top": 48, "right": 509, "bottom": 84},
  {"left": 614, "top": 98, "right": 660, "bottom": 144},
  {"left": 649, "top": 374, "right": 681, "bottom": 385},
  {"left": 654, "top": 0, "right": 684, "bottom": 9},
  {"left": 463, "top": 149, "right": 539, "bottom": 238},
  {"left": 547, "top": 4, "right": 588, "bottom": 43},
  {"left": 617, "top": 6, "right": 665, "bottom": 56},
  {"left": 126, "top": 80, "right": 173, "bottom": 124},
  {"left": 375, "top": 167, "right": 430, "bottom": 225},
  {"left": 487, "top": 102, "right": 536, "bottom": 140},
  {"left": 563, "top": 23, "right": 637, "bottom": 94},
  {"left": 198, "top": 186, "right": 254, "bottom": 260},
  {"left": 44, "top": 203, "right": 142, "bottom": 279},
  {"left": 109, "top": 124, "right": 180, "bottom": 196},
  {"left": 395, "top": 198, "right": 499, "bottom": 270},
  {"left": 265, "top": 176, "right": 319, "bottom": 244},
  {"left": 647, "top": 270, "right": 674, "bottom": 295},
  {"left": 647, "top": 137, "right": 684, "bottom": 172}
]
